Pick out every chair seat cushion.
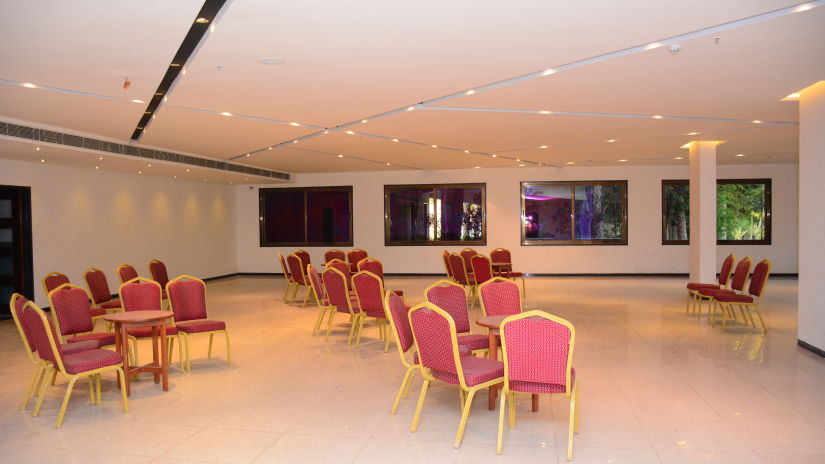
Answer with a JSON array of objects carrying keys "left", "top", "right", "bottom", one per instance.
[
  {"left": 698, "top": 288, "right": 735, "bottom": 297},
  {"left": 63, "top": 349, "right": 123, "bottom": 374},
  {"left": 90, "top": 308, "right": 107, "bottom": 317},
  {"left": 67, "top": 332, "right": 116, "bottom": 347},
  {"left": 364, "top": 310, "right": 386, "bottom": 319},
  {"left": 713, "top": 293, "right": 754, "bottom": 303},
  {"left": 128, "top": 326, "right": 179, "bottom": 337},
  {"left": 100, "top": 300, "right": 121, "bottom": 309},
  {"left": 414, "top": 344, "right": 471, "bottom": 364},
  {"left": 457, "top": 333, "right": 489, "bottom": 351},
  {"left": 432, "top": 357, "right": 504, "bottom": 387},
  {"left": 510, "top": 368, "right": 575, "bottom": 394},
  {"left": 687, "top": 282, "right": 720, "bottom": 291},
  {"left": 176, "top": 320, "right": 226, "bottom": 334},
  {"left": 61, "top": 340, "right": 99, "bottom": 355}
]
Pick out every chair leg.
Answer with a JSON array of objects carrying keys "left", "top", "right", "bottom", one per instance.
[
  {"left": 312, "top": 307, "right": 327, "bottom": 334},
  {"left": 224, "top": 329, "right": 233, "bottom": 366},
  {"left": 401, "top": 368, "right": 416, "bottom": 398},
  {"left": 685, "top": 292, "right": 692, "bottom": 314},
  {"left": 497, "top": 388, "right": 507, "bottom": 455},
  {"left": 391, "top": 367, "right": 416, "bottom": 415},
  {"left": 21, "top": 363, "right": 44, "bottom": 409},
  {"left": 301, "top": 286, "right": 311, "bottom": 307},
  {"left": 88, "top": 374, "right": 95, "bottom": 404},
  {"left": 453, "top": 388, "right": 477, "bottom": 448},
  {"left": 752, "top": 306, "right": 767, "bottom": 333},
  {"left": 324, "top": 312, "right": 337, "bottom": 342},
  {"left": 117, "top": 367, "right": 129, "bottom": 413},
  {"left": 33, "top": 366, "right": 52, "bottom": 417},
  {"left": 509, "top": 391, "right": 516, "bottom": 429},
  {"left": 568, "top": 382, "right": 580, "bottom": 461},
  {"left": 383, "top": 323, "right": 392, "bottom": 353},
  {"left": 55, "top": 376, "right": 78, "bottom": 428},
  {"left": 207, "top": 333, "right": 215, "bottom": 359},
  {"left": 411, "top": 379, "right": 430, "bottom": 432},
  {"left": 520, "top": 276, "right": 526, "bottom": 298},
  {"left": 96, "top": 374, "right": 102, "bottom": 404}
]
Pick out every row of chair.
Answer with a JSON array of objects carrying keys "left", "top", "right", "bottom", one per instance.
[
  {"left": 441, "top": 248, "right": 526, "bottom": 303},
  {"left": 685, "top": 253, "right": 772, "bottom": 332}
]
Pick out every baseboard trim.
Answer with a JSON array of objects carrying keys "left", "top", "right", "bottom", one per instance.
[
  {"left": 798, "top": 339, "right": 825, "bottom": 358},
  {"left": 212, "top": 272, "right": 799, "bottom": 278}
]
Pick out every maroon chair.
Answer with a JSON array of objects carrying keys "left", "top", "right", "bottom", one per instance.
[
  {"left": 295, "top": 249, "right": 311, "bottom": 269},
  {"left": 166, "top": 275, "right": 232, "bottom": 372},
  {"left": 490, "top": 248, "right": 526, "bottom": 296},
  {"left": 118, "top": 277, "right": 183, "bottom": 371},
  {"left": 459, "top": 248, "right": 477, "bottom": 274},
  {"left": 497, "top": 311, "right": 579, "bottom": 459},
  {"left": 712, "top": 259, "right": 772, "bottom": 332},
  {"left": 42, "top": 271, "right": 70, "bottom": 298},
  {"left": 22, "top": 300, "right": 128, "bottom": 428},
  {"left": 325, "top": 259, "right": 354, "bottom": 292},
  {"left": 442, "top": 250, "right": 454, "bottom": 281},
  {"left": 352, "top": 271, "right": 390, "bottom": 350},
  {"left": 478, "top": 278, "right": 522, "bottom": 317},
  {"left": 322, "top": 267, "right": 361, "bottom": 343},
  {"left": 697, "top": 257, "right": 752, "bottom": 324},
  {"left": 84, "top": 267, "right": 122, "bottom": 312},
  {"left": 686, "top": 253, "right": 736, "bottom": 314},
  {"left": 278, "top": 252, "right": 297, "bottom": 303},
  {"left": 357, "top": 257, "right": 403, "bottom": 296},
  {"left": 448, "top": 253, "right": 477, "bottom": 305},
  {"left": 117, "top": 263, "right": 139, "bottom": 284},
  {"left": 287, "top": 253, "right": 313, "bottom": 306},
  {"left": 47, "top": 284, "right": 116, "bottom": 348},
  {"left": 425, "top": 280, "right": 489, "bottom": 354},
  {"left": 324, "top": 249, "right": 346, "bottom": 264},
  {"left": 148, "top": 259, "right": 170, "bottom": 300},
  {"left": 470, "top": 254, "right": 495, "bottom": 287},
  {"left": 347, "top": 248, "right": 368, "bottom": 273},
  {"left": 408, "top": 302, "right": 504, "bottom": 448}
]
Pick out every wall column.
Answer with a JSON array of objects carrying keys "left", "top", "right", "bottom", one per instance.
[
  {"left": 686, "top": 141, "right": 722, "bottom": 283},
  {"left": 798, "top": 81, "right": 825, "bottom": 354}
]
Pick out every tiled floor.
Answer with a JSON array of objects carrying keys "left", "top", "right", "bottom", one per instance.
[{"left": 1, "top": 275, "right": 823, "bottom": 463}]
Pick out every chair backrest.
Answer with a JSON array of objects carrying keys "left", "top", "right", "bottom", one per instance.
[
  {"left": 479, "top": 278, "right": 522, "bottom": 317},
  {"left": 409, "top": 303, "right": 463, "bottom": 381},
  {"left": 307, "top": 265, "right": 326, "bottom": 305},
  {"left": 324, "top": 249, "right": 346, "bottom": 264},
  {"left": 384, "top": 291, "right": 415, "bottom": 356},
  {"left": 47, "top": 283, "right": 94, "bottom": 339},
  {"left": 717, "top": 254, "right": 735, "bottom": 287},
  {"left": 295, "top": 250, "right": 311, "bottom": 269},
  {"left": 10, "top": 293, "right": 38, "bottom": 359},
  {"left": 748, "top": 259, "right": 772, "bottom": 297},
  {"left": 470, "top": 254, "right": 494, "bottom": 285},
  {"left": 441, "top": 250, "right": 454, "bottom": 279},
  {"left": 42, "top": 271, "right": 70, "bottom": 296},
  {"left": 730, "top": 257, "right": 753, "bottom": 292},
  {"left": 425, "top": 280, "right": 471, "bottom": 333},
  {"left": 352, "top": 271, "right": 385, "bottom": 313},
  {"left": 325, "top": 259, "right": 352, "bottom": 290},
  {"left": 119, "top": 277, "right": 163, "bottom": 312},
  {"left": 277, "top": 253, "right": 293, "bottom": 282},
  {"left": 167, "top": 275, "right": 208, "bottom": 323},
  {"left": 347, "top": 249, "right": 368, "bottom": 270},
  {"left": 490, "top": 248, "right": 512, "bottom": 266},
  {"left": 322, "top": 267, "right": 355, "bottom": 314},
  {"left": 459, "top": 248, "right": 477, "bottom": 272},
  {"left": 500, "top": 310, "right": 575, "bottom": 394},
  {"left": 149, "top": 259, "right": 170, "bottom": 288},
  {"left": 118, "top": 263, "right": 139, "bottom": 284},
  {"left": 287, "top": 254, "right": 308, "bottom": 285},
  {"left": 21, "top": 300, "right": 64, "bottom": 367},
  {"left": 84, "top": 267, "right": 113, "bottom": 305},
  {"left": 448, "top": 253, "right": 473, "bottom": 285},
  {"left": 357, "top": 257, "right": 384, "bottom": 281}
]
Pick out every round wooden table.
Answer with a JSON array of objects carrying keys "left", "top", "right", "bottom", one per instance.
[
  {"left": 104, "top": 310, "right": 174, "bottom": 397},
  {"left": 477, "top": 315, "right": 540, "bottom": 412}
]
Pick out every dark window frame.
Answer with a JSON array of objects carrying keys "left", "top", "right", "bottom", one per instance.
[
  {"left": 661, "top": 178, "right": 772, "bottom": 245},
  {"left": 520, "top": 180, "right": 628, "bottom": 246},
  {"left": 384, "top": 183, "right": 487, "bottom": 246},
  {"left": 258, "top": 186, "right": 353, "bottom": 247}
]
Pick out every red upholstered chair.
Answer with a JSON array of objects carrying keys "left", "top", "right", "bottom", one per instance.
[
  {"left": 118, "top": 277, "right": 183, "bottom": 371},
  {"left": 448, "top": 253, "right": 477, "bottom": 305},
  {"left": 22, "top": 300, "right": 128, "bottom": 428},
  {"left": 490, "top": 248, "right": 526, "bottom": 296},
  {"left": 358, "top": 256, "right": 403, "bottom": 296},
  {"left": 308, "top": 265, "right": 333, "bottom": 334},
  {"left": 479, "top": 278, "right": 523, "bottom": 317},
  {"left": 324, "top": 249, "right": 346, "bottom": 264},
  {"left": 84, "top": 267, "right": 123, "bottom": 319},
  {"left": 352, "top": 271, "right": 390, "bottom": 350},
  {"left": 686, "top": 253, "right": 735, "bottom": 314},
  {"left": 408, "top": 302, "right": 504, "bottom": 448},
  {"left": 117, "top": 263, "right": 139, "bottom": 284},
  {"left": 47, "top": 284, "right": 116, "bottom": 349},
  {"left": 322, "top": 267, "right": 361, "bottom": 343},
  {"left": 295, "top": 249, "right": 311, "bottom": 270},
  {"left": 166, "top": 275, "right": 232, "bottom": 372},
  {"left": 287, "top": 253, "right": 313, "bottom": 306},
  {"left": 425, "top": 280, "right": 489, "bottom": 354},
  {"left": 459, "top": 248, "right": 477, "bottom": 275},
  {"left": 711, "top": 259, "right": 772, "bottom": 332},
  {"left": 277, "top": 252, "right": 297, "bottom": 303},
  {"left": 470, "top": 254, "right": 495, "bottom": 287},
  {"left": 148, "top": 259, "right": 171, "bottom": 301},
  {"left": 442, "top": 250, "right": 455, "bottom": 281},
  {"left": 497, "top": 311, "right": 579, "bottom": 460},
  {"left": 347, "top": 248, "right": 368, "bottom": 273},
  {"left": 325, "top": 259, "right": 354, "bottom": 292},
  {"left": 10, "top": 294, "right": 97, "bottom": 410},
  {"left": 697, "top": 257, "right": 752, "bottom": 324},
  {"left": 42, "top": 271, "right": 70, "bottom": 297}
]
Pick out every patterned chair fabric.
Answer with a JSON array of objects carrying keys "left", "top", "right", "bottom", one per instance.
[
  {"left": 325, "top": 259, "right": 352, "bottom": 290},
  {"left": 120, "top": 279, "right": 163, "bottom": 312},
  {"left": 166, "top": 278, "right": 208, "bottom": 322},
  {"left": 409, "top": 306, "right": 460, "bottom": 376},
  {"left": 748, "top": 259, "right": 771, "bottom": 297},
  {"left": 118, "top": 264, "right": 139, "bottom": 283},
  {"left": 686, "top": 254, "right": 735, "bottom": 290},
  {"left": 386, "top": 292, "right": 415, "bottom": 354},
  {"left": 149, "top": 259, "right": 170, "bottom": 289},
  {"left": 357, "top": 258, "right": 384, "bottom": 281},
  {"left": 308, "top": 265, "right": 326, "bottom": 304},
  {"left": 84, "top": 267, "right": 117, "bottom": 305},
  {"left": 425, "top": 281, "right": 472, "bottom": 333},
  {"left": 490, "top": 248, "right": 512, "bottom": 270},
  {"left": 323, "top": 267, "right": 357, "bottom": 314},
  {"left": 278, "top": 253, "right": 293, "bottom": 281},
  {"left": 287, "top": 254, "right": 309, "bottom": 286},
  {"left": 470, "top": 254, "right": 494, "bottom": 286},
  {"left": 295, "top": 250, "right": 311, "bottom": 269},
  {"left": 479, "top": 278, "right": 522, "bottom": 317},
  {"left": 448, "top": 253, "right": 475, "bottom": 286},
  {"left": 459, "top": 248, "right": 477, "bottom": 273},
  {"left": 324, "top": 249, "right": 346, "bottom": 264},
  {"left": 502, "top": 315, "right": 573, "bottom": 393},
  {"left": 442, "top": 250, "right": 454, "bottom": 279},
  {"left": 347, "top": 249, "right": 368, "bottom": 273},
  {"left": 352, "top": 271, "right": 386, "bottom": 318},
  {"left": 48, "top": 285, "right": 95, "bottom": 337},
  {"left": 43, "top": 272, "right": 70, "bottom": 294}
]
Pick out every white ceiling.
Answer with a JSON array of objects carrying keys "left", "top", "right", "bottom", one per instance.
[{"left": 0, "top": 0, "right": 822, "bottom": 180}]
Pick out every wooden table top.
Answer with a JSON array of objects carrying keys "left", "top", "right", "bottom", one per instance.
[
  {"left": 104, "top": 310, "right": 173, "bottom": 323},
  {"left": 476, "top": 315, "right": 508, "bottom": 329}
]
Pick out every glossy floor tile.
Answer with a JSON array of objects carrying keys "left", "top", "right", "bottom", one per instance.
[{"left": 0, "top": 275, "right": 823, "bottom": 463}]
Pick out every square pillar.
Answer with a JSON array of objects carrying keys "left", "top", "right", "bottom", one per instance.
[{"left": 686, "top": 141, "right": 722, "bottom": 283}]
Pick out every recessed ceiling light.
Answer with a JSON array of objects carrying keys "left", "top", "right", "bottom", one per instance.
[
  {"left": 35, "top": 147, "right": 40, "bottom": 151},
  {"left": 795, "top": 4, "right": 813, "bottom": 12},
  {"left": 268, "top": 147, "right": 272, "bottom": 150},
  {"left": 646, "top": 42, "right": 663, "bottom": 50},
  {"left": 244, "top": 178, "right": 248, "bottom": 181},
  {"left": 542, "top": 69, "right": 555, "bottom": 76},
  {"left": 606, "top": 139, "right": 616, "bottom": 143},
  {"left": 518, "top": 164, "right": 526, "bottom": 167},
  {"left": 407, "top": 106, "right": 415, "bottom": 111},
  {"left": 516, "top": 158, "right": 520, "bottom": 162},
  {"left": 618, "top": 159, "right": 627, "bottom": 162},
  {"left": 386, "top": 162, "right": 391, "bottom": 166},
  {"left": 170, "top": 63, "right": 181, "bottom": 67},
  {"left": 465, "top": 90, "right": 475, "bottom": 95},
  {"left": 40, "top": 159, "right": 45, "bottom": 163},
  {"left": 147, "top": 164, "right": 152, "bottom": 167},
  {"left": 675, "top": 156, "right": 683, "bottom": 160},
  {"left": 736, "top": 153, "right": 745, "bottom": 157},
  {"left": 174, "top": 175, "right": 177, "bottom": 178},
  {"left": 392, "top": 138, "right": 399, "bottom": 142},
  {"left": 257, "top": 57, "right": 284, "bottom": 66},
  {"left": 346, "top": 131, "right": 354, "bottom": 135},
  {"left": 182, "top": 68, "right": 186, "bottom": 75},
  {"left": 290, "top": 122, "right": 300, "bottom": 126},
  {"left": 323, "top": 130, "right": 329, "bottom": 134},
  {"left": 752, "top": 120, "right": 763, "bottom": 124},
  {"left": 22, "top": 82, "right": 36, "bottom": 88},
  {"left": 246, "top": 153, "right": 250, "bottom": 157},
  {"left": 785, "top": 92, "right": 800, "bottom": 99},
  {"left": 464, "top": 150, "right": 470, "bottom": 153},
  {"left": 474, "top": 166, "right": 480, "bottom": 169},
  {"left": 138, "top": 171, "right": 142, "bottom": 174},
  {"left": 431, "top": 145, "right": 438, "bottom": 148},
  {"left": 338, "top": 154, "right": 344, "bottom": 158},
  {"left": 221, "top": 112, "right": 232, "bottom": 116},
  {"left": 686, "top": 132, "right": 699, "bottom": 135},
  {"left": 361, "top": 119, "right": 368, "bottom": 123},
  {"left": 186, "top": 169, "right": 191, "bottom": 172},
  {"left": 652, "top": 115, "right": 664, "bottom": 119},
  {"left": 131, "top": 99, "right": 144, "bottom": 103},
  {"left": 292, "top": 140, "right": 298, "bottom": 143},
  {"left": 99, "top": 156, "right": 103, "bottom": 160},
  {"left": 566, "top": 161, "right": 575, "bottom": 165},
  {"left": 539, "top": 110, "right": 551, "bottom": 115},
  {"left": 540, "top": 145, "right": 548, "bottom": 149},
  {"left": 95, "top": 166, "right": 99, "bottom": 170},
  {"left": 195, "top": 17, "right": 209, "bottom": 23}
]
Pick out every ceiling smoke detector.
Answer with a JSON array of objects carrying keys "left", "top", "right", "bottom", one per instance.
[{"left": 258, "top": 57, "right": 285, "bottom": 66}]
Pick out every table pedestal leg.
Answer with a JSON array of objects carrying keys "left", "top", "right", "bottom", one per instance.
[
  {"left": 160, "top": 325, "right": 169, "bottom": 391},
  {"left": 152, "top": 326, "right": 160, "bottom": 384},
  {"left": 120, "top": 323, "right": 131, "bottom": 397},
  {"left": 488, "top": 330, "right": 498, "bottom": 410}
]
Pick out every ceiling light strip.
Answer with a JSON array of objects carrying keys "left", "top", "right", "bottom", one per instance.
[
  {"left": 0, "top": 78, "right": 137, "bottom": 102},
  {"left": 284, "top": 146, "right": 422, "bottom": 170}
]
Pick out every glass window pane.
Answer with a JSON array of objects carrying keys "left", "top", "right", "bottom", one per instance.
[
  {"left": 437, "top": 187, "right": 483, "bottom": 242},
  {"left": 523, "top": 184, "right": 572, "bottom": 241},
  {"left": 262, "top": 190, "right": 305, "bottom": 243},
  {"left": 0, "top": 199, "right": 11, "bottom": 219},
  {"left": 573, "top": 184, "right": 625, "bottom": 240},
  {"left": 306, "top": 190, "right": 351, "bottom": 243},
  {"left": 0, "top": 256, "right": 13, "bottom": 276},
  {"left": 717, "top": 182, "right": 767, "bottom": 241},
  {"left": 664, "top": 183, "right": 690, "bottom": 241},
  {"left": 387, "top": 188, "right": 435, "bottom": 242},
  {"left": 0, "top": 228, "right": 12, "bottom": 244}
]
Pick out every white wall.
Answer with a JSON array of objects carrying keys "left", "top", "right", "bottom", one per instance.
[
  {"left": 0, "top": 158, "right": 237, "bottom": 307},
  {"left": 235, "top": 163, "right": 798, "bottom": 275}
]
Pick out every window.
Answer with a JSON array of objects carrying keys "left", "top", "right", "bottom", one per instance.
[
  {"left": 661, "top": 179, "right": 771, "bottom": 245},
  {"left": 384, "top": 183, "right": 485, "bottom": 246},
  {"left": 259, "top": 186, "right": 353, "bottom": 246},
  {"left": 521, "top": 181, "right": 627, "bottom": 245}
]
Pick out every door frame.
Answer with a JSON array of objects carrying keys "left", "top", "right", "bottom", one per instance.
[{"left": 0, "top": 184, "right": 34, "bottom": 318}]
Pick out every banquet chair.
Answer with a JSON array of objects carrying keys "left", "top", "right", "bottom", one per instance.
[
  {"left": 42, "top": 271, "right": 70, "bottom": 297},
  {"left": 478, "top": 278, "right": 523, "bottom": 317},
  {"left": 459, "top": 248, "right": 477, "bottom": 275},
  {"left": 117, "top": 263, "right": 139, "bottom": 284},
  {"left": 324, "top": 249, "right": 346, "bottom": 264},
  {"left": 352, "top": 271, "right": 390, "bottom": 349},
  {"left": 357, "top": 256, "right": 403, "bottom": 296},
  {"left": 686, "top": 253, "right": 735, "bottom": 314},
  {"left": 408, "top": 303, "right": 504, "bottom": 448},
  {"left": 22, "top": 300, "right": 128, "bottom": 428},
  {"left": 711, "top": 259, "right": 772, "bottom": 333},
  {"left": 278, "top": 252, "right": 297, "bottom": 303},
  {"left": 442, "top": 250, "right": 455, "bottom": 281},
  {"left": 497, "top": 311, "right": 579, "bottom": 460},
  {"left": 322, "top": 267, "right": 361, "bottom": 343},
  {"left": 347, "top": 248, "right": 368, "bottom": 273},
  {"left": 325, "top": 258, "right": 354, "bottom": 291},
  {"left": 287, "top": 253, "right": 313, "bottom": 306},
  {"left": 48, "top": 284, "right": 117, "bottom": 349},
  {"left": 119, "top": 277, "right": 183, "bottom": 371},
  {"left": 448, "top": 253, "right": 477, "bottom": 305},
  {"left": 425, "top": 280, "right": 489, "bottom": 354},
  {"left": 166, "top": 275, "right": 232, "bottom": 372},
  {"left": 308, "top": 265, "right": 333, "bottom": 334},
  {"left": 295, "top": 249, "right": 311, "bottom": 269},
  {"left": 148, "top": 259, "right": 171, "bottom": 302},
  {"left": 84, "top": 267, "right": 122, "bottom": 312},
  {"left": 10, "top": 294, "right": 98, "bottom": 410},
  {"left": 490, "top": 248, "right": 526, "bottom": 296},
  {"left": 696, "top": 257, "right": 752, "bottom": 324},
  {"left": 470, "top": 254, "right": 495, "bottom": 287}
]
